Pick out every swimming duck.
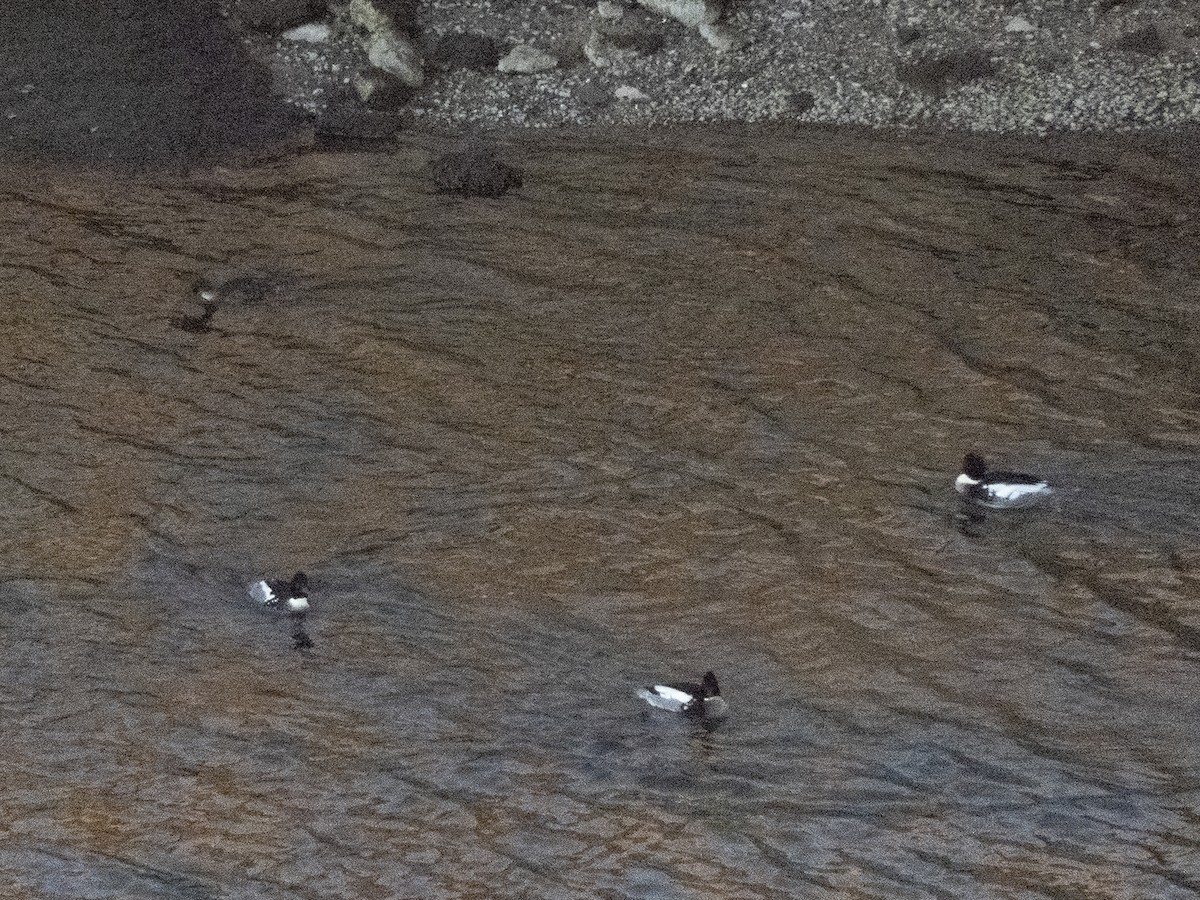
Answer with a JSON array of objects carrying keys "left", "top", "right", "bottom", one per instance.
[
  {"left": 193, "top": 271, "right": 278, "bottom": 306},
  {"left": 638, "top": 670, "right": 727, "bottom": 718},
  {"left": 175, "top": 271, "right": 280, "bottom": 333},
  {"left": 955, "top": 453, "right": 1051, "bottom": 508},
  {"left": 248, "top": 572, "right": 310, "bottom": 615}
]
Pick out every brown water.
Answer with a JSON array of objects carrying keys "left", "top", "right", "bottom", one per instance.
[{"left": 2, "top": 128, "right": 1199, "bottom": 899}]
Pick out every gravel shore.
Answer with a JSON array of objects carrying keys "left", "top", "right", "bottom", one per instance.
[
  {"left": 2, "top": 1, "right": 1197, "bottom": 172},
  {"left": 244, "top": 0, "right": 1200, "bottom": 135}
]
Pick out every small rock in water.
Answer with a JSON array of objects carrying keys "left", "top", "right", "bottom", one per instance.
[
  {"left": 430, "top": 146, "right": 523, "bottom": 197},
  {"left": 497, "top": 44, "right": 559, "bottom": 74},
  {"left": 1004, "top": 15, "right": 1037, "bottom": 34},
  {"left": 614, "top": 84, "right": 650, "bottom": 102}
]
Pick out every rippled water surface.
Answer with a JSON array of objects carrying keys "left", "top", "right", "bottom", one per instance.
[{"left": 2, "top": 129, "right": 1199, "bottom": 898}]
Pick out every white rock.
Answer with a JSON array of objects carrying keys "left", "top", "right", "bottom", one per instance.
[
  {"left": 367, "top": 29, "right": 424, "bottom": 88},
  {"left": 615, "top": 84, "right": 650, "bottom": 101},
  {"left": 636, "top": 0, "right": 721, "bottom": 29},
  {"left": 1004, "top": 15, "right": 1037, "bottom": 33},
  {"left": 583, "top": 31, "right": 618, "bottom": 68},
  {"left": 699, "top": 21, "right": 743, "bottom": 52},
  {"left": 281, "top": 22, "right": 331, "bottom": 43},
  {"left": 498, "top": 45, "right": 559, "bottom": 74},
  {"left": 596, "top": 0, "right": 625, "bottom": 19},
  {"left": 347, "top": 0, "right": 394, "bottom": 34}
]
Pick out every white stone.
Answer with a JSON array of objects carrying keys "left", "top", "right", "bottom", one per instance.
[
  {"left": 636, "top": 0, "right": 720, "bottom": 29},
  {"left": 699, "top": 21, "right": 743, "bottom": 52},
  {"left": 583, "top": 31, "right": 617, "bottom": 68},
  {"left": 498, "top": 45, "right": 559, "bottom": 74},
  {"left": 281, "top": 22, "right": 331, "bottom": 43},
  {"left": 615, "top": 84, "right": 650, "bottom": 101},
  {"left": 366, "top": 29, "right": 424, "bottom": 87},
  {"left": 347, "top": 0, "right": 393, "bottom": 34},
  {"left": 1004, "top": 15, "right": 1036, "bottom": 34},
  {"left": 596, "top": 0, "right": 625, "bottom": 19}
]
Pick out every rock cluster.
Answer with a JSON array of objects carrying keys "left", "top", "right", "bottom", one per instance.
[
  {"left": 223, "top": 0, "right": 424, "bottom": 132},
  {"left": 220, "top": 0, "right": 1200, "bottom": 135}
]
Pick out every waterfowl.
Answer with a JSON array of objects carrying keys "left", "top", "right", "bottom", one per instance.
[
  {"left": 248, "top": 572, "right": 310, "bottom": 615},
  {"left": 193, "top": 271, "right": 277, "bottom": 306},
  {"left": 176, "top": 271, "right": 278, "bottom": 333},
  {"left": 955, "top": 453, "right": 1051, "bottom": 508},
  {"left": 638, "top": 670, "right": 727, "bottom": 718}
]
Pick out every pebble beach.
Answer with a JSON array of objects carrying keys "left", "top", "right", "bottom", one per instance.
[{"left": 244, "top": 0, "right": 1200, "bottom": 135}]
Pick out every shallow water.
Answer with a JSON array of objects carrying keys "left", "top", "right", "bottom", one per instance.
[{"left": 2, "top": 129, "right": 1199, "bottom": 899}]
